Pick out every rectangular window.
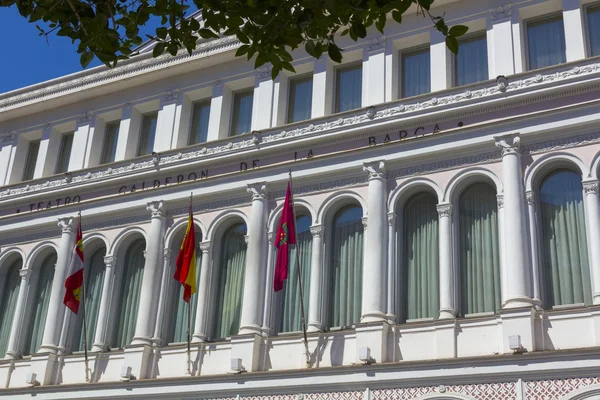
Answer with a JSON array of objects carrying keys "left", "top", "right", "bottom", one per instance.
[
  {"left": 189, "top": 100, "right": 211, "bottom": 145},
  {"left": 230, "top": 90, "right": 253, "bottom": 136},
  {"left": 287, "top": 76, "right": 313, "bottom": 123},
  {"left": 401, "top": 47, "right": 431, "bottom": 98},
  {"left": 100, "top": 122, "right": 120, "bottom": 164},
  {"left": 335, "top": 64, "right": 362, "bottom": 113},
  {"left": 588, "top": 5, "right": 600, "bottom": 57},
  {"left": 454, "top": 34, "right": 489, "bottom": 86},
  {"left": 55, "top": 132, "right": 74, "bottom": 174},
  {"left": 527, "top": 15, "right": 566, "bottom": 70},
  {"left": 137, "top": 112, "right": 158, "bottom": 156},
  {"left": 22, "top": 140, "right": 40, "bottom": 181}
]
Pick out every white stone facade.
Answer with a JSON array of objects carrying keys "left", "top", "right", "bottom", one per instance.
[{"left": 1, "top": 0, "right": 600, "bottom": 398}]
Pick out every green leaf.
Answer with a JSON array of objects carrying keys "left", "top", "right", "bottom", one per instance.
[
  {"left": 305, "top": 40, "right": 317, "bottom": 58},
  {"left": 281, "top": 62, "right": 295, "bottom": 73},
  {"left": 198, "top": 28, "right": 218, "bottom": 39},
  {"left": 327, "top": 43, "right": 342, "bottom": 63},
  {"left": 392, "top": 11, "right": 402, "bottom": 24},
  {"left": 254, "top": 53, "right": 268, "bottom": 68},
  {"left": 445, "top": 36, "right": 459, "bottom": 54},
  {"left": 449, "top": 25, "right": 469, "bottom": 37},
  {"left": 153, "top": 42, "right": 166, "bottom": 57},
  {"left": 80, "top": 51, "right": 94, "bottom": 68},
  {"left": 235, "top": 44, "right": 250, "bottom": 57},
  {"left": 156, "top": 27, "right": 168, "bottom": 39}
]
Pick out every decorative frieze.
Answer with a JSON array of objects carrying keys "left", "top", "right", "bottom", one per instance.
[
  {"left": 372, "top": 382, "right": 517, "bottom": 400},
  {"left": 524, "top": 377, "right": 600, "bottom": 399},
  {"left": 489, "top": 4, "right": 512, "bottom": 21}
]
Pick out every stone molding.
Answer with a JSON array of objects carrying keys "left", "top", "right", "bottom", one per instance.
[
  {"left": 2, "top": 60, "right": 600, "bottom": 200},
  {"left": 489, "top": 4, "right": 512, "bottom": 21}
]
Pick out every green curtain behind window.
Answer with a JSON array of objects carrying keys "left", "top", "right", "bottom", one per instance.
[
  {"left": 214, "top": 224, "right": 247, "bottom": 339},
  {"left": 540, "top": 170, "right": 592, "bottom": 307},
  {"left": 459, "top": 183, "right": 501, "bottom": 315},
  {"left": 113, "top": 239, "right": 145, "bottom": 349},
  {"left": 24, "top": 253, "right": 57, "bottom": 356},
  {"left": 330, "top": 205, "right": 363, "bottom": 328},
  {"left": 0, "top": 259, "right": 22, "bottom": 358},
  {"left": 279, "top": 215, "right": 312, "bottom": 333},
  {"left": 168, "top": 228, "right": 202, "bottom": 343},
  {"left": 402, "top": 193, "right": 439, "bottom": 321},
  {"left": 73, "top": 247, "right": 106, "bottom": 351}
]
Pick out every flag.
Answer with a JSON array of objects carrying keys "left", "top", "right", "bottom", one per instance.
[
  {"left": 64, "top": 219, "right": 84, "bottom": 314},
  {"left": 174, "top": 205, "right": 197, "bottom": 303},
  {"left": 274, "top": 182, "right": 297, "bottom": 292}
]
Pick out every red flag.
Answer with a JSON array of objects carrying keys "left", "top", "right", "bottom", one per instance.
[
  {"left": 274, "top": 182, "right": 296, "bottom": 292},
  {"left": 64, "top": 219, "right": 84, "bottom": 314},
  {"left": 174, "top": 205, "right": 197, "bottom": 303}
]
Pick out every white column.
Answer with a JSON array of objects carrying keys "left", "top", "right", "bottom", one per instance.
[
  {"left": 132, "top": 201, "right": 167, "bottom": 345},
  {"left": 193, "top": 241, "right": 212, "bottom": 341},
  {"left": 583, "top": 180, "right": 600, "bottom": 305},
  {"left": 525, "top": 191, "right": 542, "bottom": 304},
  {"left": 562, "top": 0, "right": 586, "bottom": 62},
  {"left": 39, "top": 217, "right": 76, "bottom": 354},
  {"left": 430, "top": 30, "right": 451, "bottom": 92},
  {"left": 239, "top": 182, "right": 268, "bottom": 335},
  {"left": 488, "top": 4, "right": 516, "bottom": 77},
  {"left": 361, "top": 161, "right": 388, "bottom": 323},
  {"left": 92, "top": 256, "right": 116, "bottom": 352},
  {"left": 261, "top": 232, "right": 276, "bottom": 334},
  {"left": 69, "top": 113, "right": 92, "bottom": 171},
  {"left": 386, "top": 212, "right": 397, "bottom": 322},
  {"left": 252, "top": 69, "right": 274, "bottom": 131},
  {"left": 495, "top": 133, "right": 535, "bottom": 308},
  {"left": 4, "top": 268, "right": 32, "bottom": 359},
  {"left": 153, "top": 91, "right": 178, "bottom": 152},
  {"left": 364, "top": 40, "right": 386, "bottom": 106},
  {"left": 307, "top": 225, "right": 324, "bottom": 332},
  {"left": 152, "top": 249, "right": 172, "bottom": 344},
  {"left": 437, "top": 203, "right": 455, "bottom": 319}
]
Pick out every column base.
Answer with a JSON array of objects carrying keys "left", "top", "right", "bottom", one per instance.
[
  {"left": 439, "top": 308, "right": 456, "bottom": 319},
  {"left": 502, "top": 296, "right": 538, "bottom": 309},
  {"left": 37, "top": 344, "right": 59, "bottom": 355},
  {"left": 91, "top": 342, "right": 108, "bottom": 352},
  {"left": 131, "top": 336, "right": 153, "bottom": 346},
  {"left": 238, "top": 324, "right": 263, "bottom": 336},
  {"left": 192, "top": 333, "right": 207, "bottom": 343},
  {"left": 360, "top": 311, "right": 387, "bottom": 324},
  {"left": 307, "top": 323, "right": 322, "bottom": 333},
  {"left": 593, "top": 293, "right": 600, "bottom": 305}
]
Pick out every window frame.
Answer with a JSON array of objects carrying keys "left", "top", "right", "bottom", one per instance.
[
  {"left": 524, "top": 12, "right": 567, "bottom": 71},
  {"left": 136, "top": 111, "right": 159, "bottom": 157},
  {"left": 585, "top": 3, "right": 600, "bottom": 57},
  {"left": 55, "top": 132, "right": 74, "bottom": 174},
  {"left": 229, "top": 88, "right": 254, "bottom": 137},
  {"left": 22, "top": 139, "right": 40, "bottom": 182},
  {"left": 188, "top": 99, "right": 212, "bottom": 146},
  {"left": 451, "top": 32, "right": 489, "bottom": 88},
  {"left": 399, "top": 44, "right": 431, "bottom": 99},
  {"left": 333, "top": 62, "right": 363, "bottom": 114},
  {"left": 100, "top": 121, "right": 120, "bottom": 165},
  {"left": 286, "top": 74, "right": 314, "bottom": 124}
]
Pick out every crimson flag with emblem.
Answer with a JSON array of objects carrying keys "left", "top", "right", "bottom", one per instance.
[{"left": 274, "top": 181, "right": 297, "bottom": 292}]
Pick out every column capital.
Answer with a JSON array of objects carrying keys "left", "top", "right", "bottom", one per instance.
[
  {"left": 387, "top": 212, "right": 396, "bottom": 226},
  {"left": 199, "top": 241, "right": 212, "bottom": 254},
  {"left": 19, "top": 268, "right": 32, "bottom": 280},
  {"left": 363, "top": 160, "right": 386, "bottom": 180},
  {"left": 437, "top": 203, "right": 452, "bottom": 217},
  {"left": 57, "top": 216, "right": 76, "bottom": 233},
  {"left": 496, "top": 194, "right": 504, "bottom": 210},
  {"left": 103, "top": 256, "right": 116, "bottom": 267},
  {"left": 247, "top": 182, "right": 268, "bottom": 200},
  {"left": 489, "top": 3, "right": 512, "bottom": 21},
  {"left": 362, "top": 216, "right": 368, "bottom": 229},
  {"left": 526, "top": 190, "right": 535, "bottom": 205},
  {"left": 268, "top": 231, "right": 274, "bottom": 245},
  {"left": 147, "top": 200, "right": 166, "bottom": 218},
  {"left": 494, "top": 132, "right": 521, "bottom": 156},
  {"left": 583, "top": 179, "right": 600, "bottom": 195},
  {"left": 310, "top": 225, "right": 324, "bottom": 238},
  {"left": 244, "top": 234, "right": 250, "bottom": 244},
  {"left": 163, "top": 248, "right": 172, "bottom": 259}
]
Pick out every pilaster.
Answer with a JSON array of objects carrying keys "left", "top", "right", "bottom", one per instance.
[
  {"left": 386, "top": 212, "right": 397, "bottom": 323},
  {"left": 364, "top": 37, "right": 386, "bottom": 106},
  {"left": 488, "top": 4, "right": 515, "bottom": 77},
  {"left": 308, "top": 225, "right": 324, "bottom": 332},
  {"left": 437, "top": 203, "right": 455, "bottom": 319},
  {"left": 562, "top": 0, "right": 586, "bottom": 62},
  {"left": 193, "top": 241, "right": 213, "bottom": 342},
  {"left": 92, "top": 256, "right": 116, "bottom": 352},
  {"left": 153, "top": 90, "right": 179, "bottom": 152},
  {"left": 70, "top": 113, "right": 92, "bottom": 171},
  {"left": 252, "top": 67, "right": 275, "bottom": 131}
]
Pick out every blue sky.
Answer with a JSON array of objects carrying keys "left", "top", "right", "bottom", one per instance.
[{"left": 0, "top": 6, "right": 167, "bottom": 94}]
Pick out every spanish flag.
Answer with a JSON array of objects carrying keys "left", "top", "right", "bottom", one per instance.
[
  {"left": 64, "top": 218, "right": 84, "bottom": 314},
  {"left": 174, "top": 205, "right": 197, "bottom": 303}
]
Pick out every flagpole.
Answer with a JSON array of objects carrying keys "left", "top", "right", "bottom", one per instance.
[
  {"left": 186, "top": 192, "right": 193, "bottom": 376},
  {"left": 288, "top": 170, "right": 311, "bottom": 368},
  {"left": 79, "top": 211, "right": 90, "bottom": 383}
]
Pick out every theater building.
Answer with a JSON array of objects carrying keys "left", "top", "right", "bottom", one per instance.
[{"left": 1, "top": 0, "right": 600, "bottom": 398}]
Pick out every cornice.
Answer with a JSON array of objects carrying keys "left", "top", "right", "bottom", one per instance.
[{"left": 1, "top": 60, "right": 600, "bottom": 201}]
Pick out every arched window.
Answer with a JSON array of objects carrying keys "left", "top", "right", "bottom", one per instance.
[
  {"left": 112, "top": 239, "right": 145, "bottom": 349},
  {"left": 401, "top": 192, "right": 439, "bottom": 321},
  {"left": 165, "top": 226, "right": 202, "bottom": 344},
  {"left": 329, "top": 205, "right": 363, "bottom": 328},
  {"left": 0, "top": 259, "right": 22, "bottom": 358},
  {"left": 458, "top": 182, "right": 501, "bottom": 315},
  {"left": 540, "top": 169, "right": 591, "bottom": 307},
  {"left": 73, "top": 247, "right": 106, "bottom": 351},
  {"left": 213, "top": 223, "right": 247, "bottom": 339},
  {"left": 277, "top": 214, "right": 312, "bottom": 333},
  {"left": 24, "top": 253, "right": 57, "bottom": 356}
]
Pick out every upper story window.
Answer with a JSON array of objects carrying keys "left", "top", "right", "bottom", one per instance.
[
  {"left": 189, "top": 100, "right": 211, "bottom": 145},
  {"left": 335, "top": 64, "right": 362, "bottom": 113},
  {"left": 55, "top": 132, "right": 74, "bottom": 174},
  {"left": 137, "top": 112, "right": 158, "bottom": 156},
  {"left": 401, "top": 46, "right": 430, "bottom": 98},
  {"left": 230, "top": 89, "right": 253, "bottom": 136},
  {"left": 100, "top": 122, "right": 120, "bottom": 165},
  {"left": 526, "top": 15, "right": 566, "bottom": 70},
  {"left": 22, "top": 140, "right": 40, "bottom": 181},
  {"left": 287, "top": 76, "right": 313, "bottom": 123},
  {"left": 588, "top": 5, "right": 600, "bottom": 57},
  {"left": 454, "top": 34, "right": 488, "bottom": 86}
]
